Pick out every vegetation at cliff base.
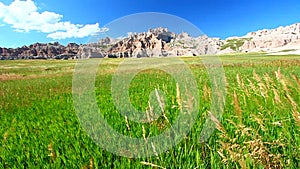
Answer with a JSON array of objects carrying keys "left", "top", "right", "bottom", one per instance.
[{"left": 221, "top": 38, "right": 253, "bottom": 51}]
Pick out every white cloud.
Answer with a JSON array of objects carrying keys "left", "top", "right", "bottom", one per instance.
[
  {"left": 47, "top": 23, "right": 109, "bottom": 40},
  {"left": 0, "top": 0, "right": 108, "bottom": 39}
]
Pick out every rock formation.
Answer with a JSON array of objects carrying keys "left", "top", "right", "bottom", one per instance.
[
  {"left": 107, "top": 28, "right": 172, "bottom": 58},
  {"left": 0, "top": 42, "right": 76, "bottom": 60},
  {"left": 2, "top": 23, "right": 300, "bottom": 59},
  {"left": 221, "top": 22, "right": 300, "bottom": 53},
  {"left": 106, "top": 27, "right": 220, "bottom": 58},
  {"left": 0, "top": 27, "right": 221, "bottom": 60}
]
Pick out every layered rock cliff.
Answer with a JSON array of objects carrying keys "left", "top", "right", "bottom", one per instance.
[
  {"left": 221, "top": 23, "right": 300, "bottom": 53},
  {"left": 2, "top": 23, "right": 300, "bottom": 59},
  {"left": 0, "top": 27, "right": 221, "bottom": 59},
  {"left": 105, "top": 27, "right": 220, "bottom": 58}
]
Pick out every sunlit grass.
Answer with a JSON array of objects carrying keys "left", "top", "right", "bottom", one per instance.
[{"left": 0, "top": 53, "right": 299, "bottom": 168}]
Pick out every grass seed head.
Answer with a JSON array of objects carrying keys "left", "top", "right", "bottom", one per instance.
[
  {"left": 140, "top": 161, "right": 166, "bottom": 169},
  {"left": 292, "top": 110, "right": 300, "bottom": 127},
  {"left": 176, "top": 83, "right": 182, "bottom": 110},
  {"left": 125, "top": 115, "right": 130, "bottom": 131},
  {"left": 233, "top": 90, "right": 242, "bottom": 122}
]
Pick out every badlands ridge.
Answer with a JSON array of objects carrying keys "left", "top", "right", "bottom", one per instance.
[{"left": 1, "top": 23, "right": 300, "bottom": 59}]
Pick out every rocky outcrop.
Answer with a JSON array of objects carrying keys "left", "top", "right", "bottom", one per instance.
[
  {"left": 0, "top": 27, "right": 221, "bottom": 60},
  {"left": 220, "top": 23, "right": 300, "bottom": 53},
  {"left": 105, "top": 27, "right": 220, "bottom": 58},
  {"left": 3, "top": 23, "right": 300, "bottom": 59},
  {"left": 0, "top": 42, "right": 105, "bottom": 60},
  {"left": 77, "top": 43, "right": 105, "bottom": 59},
  {"left": 107, "top": 29, "right": 171, "bottom": 58},
  {"left": 0, "top": 42, "right": 78, "bottom": 60}
]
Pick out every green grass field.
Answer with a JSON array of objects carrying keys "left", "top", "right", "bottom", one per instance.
[{"left": 0, "top": 54, "right": 299, "bottom": 168}]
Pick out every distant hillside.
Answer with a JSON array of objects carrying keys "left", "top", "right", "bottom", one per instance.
[
  {"left": 1, "top": 23, "right": 300, "bottom": 60},
  {"left": 220, "top": 23, "right": 300, "bottom": 54}
]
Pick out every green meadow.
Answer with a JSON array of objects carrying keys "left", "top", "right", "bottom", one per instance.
[{"left": 0, "top": 54, "right": 299, "bottom": 168}]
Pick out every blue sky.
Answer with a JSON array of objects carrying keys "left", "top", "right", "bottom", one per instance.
[{"left": 0, "top": 0, "right": 300, "bottom": 48}]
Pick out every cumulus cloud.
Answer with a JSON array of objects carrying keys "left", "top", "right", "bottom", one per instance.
[{"left": 0, "top": 0, "right": 108, "bottom": 39}]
